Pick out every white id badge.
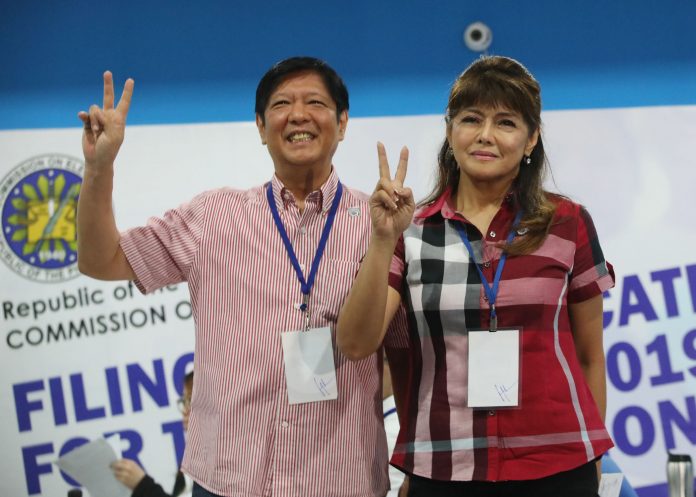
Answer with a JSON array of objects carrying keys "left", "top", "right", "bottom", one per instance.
[
  {"left": 467, "top": 328, "right": 521, "bottom": 408},
  {"left": 281, "top": 327, "right": 338, "bottom": 405}
]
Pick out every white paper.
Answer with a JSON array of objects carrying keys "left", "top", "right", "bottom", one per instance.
[
  {"left": 104, "top": 433, "right": 123, "bottom": 458},
  {"left": 598, "top": 473, "right": 624, "bottom": 497},
  {"left": 467, "top": 329, "right": 520, "bottom": 408},
  {"left": 54, "top": 438, "right": 129, "bottom": 497},
  {"left": 281, "top": 327, "right": 338, "bottom": 404}
]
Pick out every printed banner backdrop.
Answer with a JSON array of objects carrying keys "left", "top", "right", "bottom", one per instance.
[{"left": 1, "top": 106, "right": 695, "bottom": 497}]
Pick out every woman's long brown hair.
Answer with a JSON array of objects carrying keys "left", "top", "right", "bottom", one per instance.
[{"left": 421, "top": 56, "right": 558, "bottom": 255}]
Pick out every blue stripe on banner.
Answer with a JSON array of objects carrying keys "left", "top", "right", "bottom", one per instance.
[
  {"left": 635, "top": 482, "right": 668, "bottom": 496},
  {"left": 2, "top": 65, "right": 696, "bottom": 130},
  {"left": 384, "top": 407, "right": 397, "bottom": 418}
]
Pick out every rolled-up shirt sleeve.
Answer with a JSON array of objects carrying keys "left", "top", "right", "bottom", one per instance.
[
  {"left": 388, "top": 235, "right": 406, "bottom": 291},
  {"left": 120, "top": 191, "right": 210, "bottom": 294},
  {"left": 383, "top": 235, "right": 409, "bottom": 348},
  {"left": 568, "top": 205, "right": 615, "bottom": 303}
]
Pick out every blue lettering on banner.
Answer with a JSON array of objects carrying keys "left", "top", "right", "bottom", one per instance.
[
  {"left": 48, "top": 377, "right": 68, "bottom": 426},
  {"left": 602, "top": 264, "right": 696, "bottom": 465},
  {"left": 646, "top": 335, "right": 684, "bottom": 386},
  {"left": 651, "top": 267, "right": 682, "bottom": 318},
  {"left": 606, "top": 327, "right": 696, "bottom": 460},
  {"left": 658, "top": 397, "right": 696, "bottom": 449},
  {"left": 105, "top": 366, "right": 125, "bottom": 416},
  {"left": 687, "top": 264, "right": 696, "bottom": 312},
  {"left": 71, "top": 373, "right": 107, "bottom": 421},
  {"left": 607, "top": 329, "right": 696, "bottom": 393},
  {"left": 607, "top": 342, "right": 642, "bottom": 392},
  {"left": 13, "top": 355, "right": 195, "bottom": 431},
  {"left": 613, "top": 406, "right": 655, "bottom": 456},
  {"left": 14, "top": 380, "right": 44, "bottom": 432},
  {"left": 22, "top": 443, "right": 53, "bottom": 495},
  {"left": 602, "top": 263, "right": 696, "bottom": 328},
  {"left": 22, "top": 421, "right": 184, "bottom": 495},
  {"left": 22, "top": 429, "right": 150, "bottom": 495},
  {"left": 127, "top": 359, "right": 169, "bottom": 411},
  {"left": 162, "top": 420, "right": 186, "bottom": 467},
  {"left": 619, "top": 275, "right": 659, "bottom": 326},
  {"left": 12, "top": 353, "right": 193, "bottom": 495},
  {"left": 614, "top": 397, "right": 696, "bottom": 456},
  {"left": 682, "top": 329, "right": 696, "bottom": 375}
]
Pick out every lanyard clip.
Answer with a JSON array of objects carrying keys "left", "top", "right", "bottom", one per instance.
[
  {"left": 302, "top": 293, "right": 311, "bottom": 332},
  {"left": 304, "top": 309, "right": 311, "bottom": 332},
  {"left": 489, "top": 304, "right": 497, "bottom": 332}
]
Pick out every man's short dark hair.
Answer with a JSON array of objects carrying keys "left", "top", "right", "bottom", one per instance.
[{"left": 255, "top": 56, "right": 349, "bottom": 123}]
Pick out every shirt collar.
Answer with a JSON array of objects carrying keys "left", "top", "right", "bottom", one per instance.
[
  {"left": 269, "top": 167, "right": 339, "bottom": 213},
  {"left": 415, "top": 188, "right": 516, "bottom": 223},
  {"left": 414, "top": 188, "right": 455, "bottom": 220}
]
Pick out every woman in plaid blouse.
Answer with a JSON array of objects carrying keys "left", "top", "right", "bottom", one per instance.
[{"left": 337, "top": 56, "right": 614, "bottom": 497}]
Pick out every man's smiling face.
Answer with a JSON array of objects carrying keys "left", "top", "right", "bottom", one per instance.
[{"left": 257, "top": 70, "right": 347, "bottom": 174}]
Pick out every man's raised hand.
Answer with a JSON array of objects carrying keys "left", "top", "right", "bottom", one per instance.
[
  {"left": 369, "top": 142, "right": 415, "bottom": 241},
  {"left": 77, "top": 71, "right": 134, "bottom": 169}
]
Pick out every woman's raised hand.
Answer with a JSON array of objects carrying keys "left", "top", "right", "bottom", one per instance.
[
  {"left": 370, "top": 142, "right": 415, "bottom": 241},
  {"left": 77, "top": 71, "right": 134, "bottom": 169}
]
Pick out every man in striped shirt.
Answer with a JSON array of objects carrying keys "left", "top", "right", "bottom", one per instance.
[{"left": 77, "top": 57, "right": 401, "bottom": 497}]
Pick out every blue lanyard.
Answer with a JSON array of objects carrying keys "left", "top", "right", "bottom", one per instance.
[
  {"left": 452, "top": 211, "right": 522, "bottom": 332},
  {"left": 266, "top": 181, "right": 343, "bottom": 329}
]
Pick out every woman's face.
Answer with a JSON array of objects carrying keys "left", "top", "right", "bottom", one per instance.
[{"left": 448, "top": 105, "right": 538, "bottom": 187}]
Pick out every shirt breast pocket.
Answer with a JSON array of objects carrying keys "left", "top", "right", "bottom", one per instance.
[
  {"left": 497, "top": 240, "right": 575, "bottom": 307},
  {"left": 312, "top": 259, "right": 362, "bottom": 323}
]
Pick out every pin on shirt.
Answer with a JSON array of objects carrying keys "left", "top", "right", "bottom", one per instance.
[{"left": 347, "top": 207, "right": 361, "bottom": 218}]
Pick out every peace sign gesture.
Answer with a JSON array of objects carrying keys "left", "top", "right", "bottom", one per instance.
[
  {"left": 77, "top": 71, "right": 134, "bottom": 169},
  {"left": 370, "top": 142, "right": 415, "bottom": 241}
]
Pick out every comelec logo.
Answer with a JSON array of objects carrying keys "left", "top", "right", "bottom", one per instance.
[{"left": 0, "top": 154, "right": 84, "bottom": 282}]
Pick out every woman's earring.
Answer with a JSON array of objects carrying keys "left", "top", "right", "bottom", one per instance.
[
  {"left": 523, "top": 155, "right": 531, "bottom": 165},
  {"left": 447, "top": 147, "right": 454, "bottom": 157}
]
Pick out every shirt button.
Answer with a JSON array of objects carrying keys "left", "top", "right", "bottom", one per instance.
[
  {"left": 281, "top": 421, "right": 289, "bottom": 428},
  {"left": 483, "top": 261, "right": 491, "bottom": 268},
  {"left": 300, "top": 227, "right": 307, "bottom": 234},
  {"left": 489, "top": 231, "right": 496, "bottom": 238},
  {"left": 299, "top": 264, "right": 305, "bottom": 272},
  {"left": 488, "top": 410, "right": 496, "bottom": 416}
]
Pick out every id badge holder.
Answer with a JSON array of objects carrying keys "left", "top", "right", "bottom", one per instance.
[
  {"left": 467, "top": 327, "right": 523, "bottom": 409},
  {"left": 281, "top": 326, "right": 338, "bottom": 405}
]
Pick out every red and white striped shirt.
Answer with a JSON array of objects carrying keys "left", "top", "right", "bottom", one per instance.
[{"left": 121, "top": 170, "right": 393, "bottom": 497}]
